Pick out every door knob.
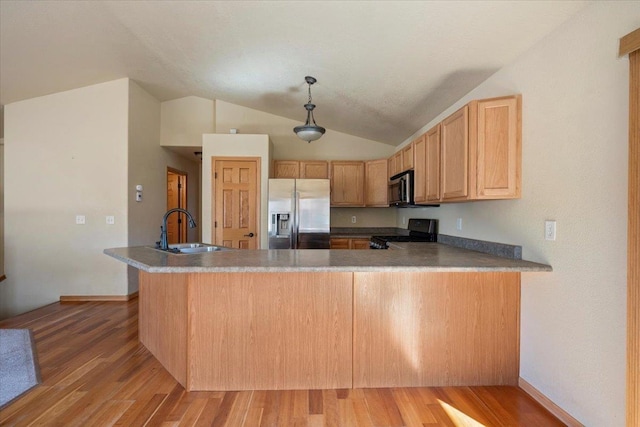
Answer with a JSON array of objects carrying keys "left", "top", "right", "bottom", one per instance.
[{"left": 244, "top": 232, "right": 255, "bottom": 237}]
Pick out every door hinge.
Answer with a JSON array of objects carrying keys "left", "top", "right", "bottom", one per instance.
[
  {"left": 214, "top": 172, "right": 218, "bottom": 179},
  {"left": 178, "top": 183, "right": 182, "bottom": 189},
  {"left": 214, "top": 221, "right": 217, "bottom": 228}
]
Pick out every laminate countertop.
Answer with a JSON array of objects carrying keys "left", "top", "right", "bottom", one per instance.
[{"left": 104, "top": 243, "right": 552, "bottom": 273}]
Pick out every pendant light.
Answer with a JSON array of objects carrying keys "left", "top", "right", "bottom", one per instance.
[{"left": 293, "top": 76, "right": 326, "bottom": 142}]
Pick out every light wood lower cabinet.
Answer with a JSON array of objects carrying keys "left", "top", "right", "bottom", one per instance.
[
  {"left": 139, "top": 270, "right": 521, "bottom": 391},
  {"left": 330, "top": 237, "right": 371, "bottom": 249},
  {"left": 351, "top": 239, "right": 371, "bottom": 250}
]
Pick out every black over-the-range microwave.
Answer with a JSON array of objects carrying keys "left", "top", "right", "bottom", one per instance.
[{"left": 388, "top": 170, "right": 440, "bottom": 207}]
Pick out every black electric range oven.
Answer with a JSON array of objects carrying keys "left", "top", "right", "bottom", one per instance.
[{"left": 370, "top": 218, "right": 438, "bottom": 249}]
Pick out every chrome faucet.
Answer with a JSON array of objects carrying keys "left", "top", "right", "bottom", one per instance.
[{"left": 159, "top": 208, "right": 197, "bottom": 250}]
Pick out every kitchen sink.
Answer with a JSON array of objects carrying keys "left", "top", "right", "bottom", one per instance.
[
  {"left": 177, "top": 245, "right": 231, "bottom": 253},
  {"left": 149, "top": 243, "right": 233, "bottom": 254},
  {"left": 168, "top": 243, "right": 211, "bottom": 250}
]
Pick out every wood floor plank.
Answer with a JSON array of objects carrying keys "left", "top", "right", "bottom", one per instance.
[
  {"left": 322, "top": 389, "right": 340, "bottom": 427},
  {"left": 79, "top": 399, "right": 134, "bottom": 427},
  {"left": 193, "top": 398, "right": 222, "bottom": 427},
  {"left": 0, "top": 299, "right": 568, "bottom": 426}
]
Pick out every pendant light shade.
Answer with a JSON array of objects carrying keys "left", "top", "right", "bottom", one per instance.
[{"left": 293, "top": 76, "right": 326, "bottom": 142}]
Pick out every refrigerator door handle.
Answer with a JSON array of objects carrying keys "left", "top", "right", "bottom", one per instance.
[
  {"left": 290, "top": 190, "right": 299, "bottom": 249},
  {"left": 293, "top": 191, "right": 300, "bottom": 249}
]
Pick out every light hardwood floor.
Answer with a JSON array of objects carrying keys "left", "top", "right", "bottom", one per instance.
[{"left": 0, "top": 298, "right": 566, "bottom": 426}]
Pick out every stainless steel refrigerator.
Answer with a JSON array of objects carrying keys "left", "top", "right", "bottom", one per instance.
[{"left": 268, "top": 179, "right": 330, "bottom": 249}]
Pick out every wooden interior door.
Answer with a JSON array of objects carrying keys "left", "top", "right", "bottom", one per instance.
[
  {"left": 167, "top": 169, "right": 188, "bottom": 244},
  {"left": 213, "top": 158, "right": 260, "bottom": 249}
]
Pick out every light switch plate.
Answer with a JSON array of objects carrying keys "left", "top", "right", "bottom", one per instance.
[{"left": 545, "top": 220, "right": 556, "bottom": 241}]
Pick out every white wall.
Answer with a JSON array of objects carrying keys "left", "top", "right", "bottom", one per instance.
[
  {"left": 160, "top": 96, "right": 215, "bottom": 147},
  {"left": 202, "top": 134, "right": 271, "bottom": 248},
  {"left": 396, "top": 3, "right": 638, "bottom": 424},
  {"left": 216, "top": 100, "right": 398, "bottom": 227},
  {"left": 128, "top": 82, "right": 201, "bottom": 293},
  {"left": 0, "top": 141, "right": 4, "bottom": 276},
  {"left": 216, "top": 100, "right": 394, "bottom": 160},
  {"left": 1, "top": 79, "right": 130, "bottom": 318},
  {"left": 330, "top": 207, "right": 397, "bottom": 228}
]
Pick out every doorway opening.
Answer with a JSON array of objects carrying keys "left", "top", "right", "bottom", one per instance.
[{"left": 167, "top": 168, "right": 188, "bottom": 244}]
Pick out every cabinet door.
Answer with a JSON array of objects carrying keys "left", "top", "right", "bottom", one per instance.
[
  {"left": 330, "top": 161, "right": 365, "bottom": 206},
  {"left": 441, "top": 106, "right": 469, "bottom": 200},
  {"left": 474, "top": 95, "right": 521, "bottom": 199},
  {"left": 273, "top": 161, "right": 300, "bottom": 178},
  {"left": 393, "top": 152, "right": 403, "bottom": 176},
  {"left": 413, "top": 135, "right": 427, "bottom": 203},
  {"left": 300, "top": 161, "right": 329, "bottom": 179},
  {"left": 330, "top": 238, "right": 350, "bottom": 249},
  {"left": 402, "top": 143, "right": 414, "bottom": 171},
  {"left": 387, "top": 157, "right": 395, "bottom": 180},
  {"left": 350, "top": 239, "right": 371, "bottom": 250},
  {"left": 425, "top": 124, "right": 441, "bottom": 202},
  {"left": 365, "top": 159, "right": 389, "bottom": 207}
]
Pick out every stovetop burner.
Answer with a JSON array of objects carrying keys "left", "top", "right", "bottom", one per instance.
[{"left": 369, "top": 219, "right": 438, "bottom": 249}]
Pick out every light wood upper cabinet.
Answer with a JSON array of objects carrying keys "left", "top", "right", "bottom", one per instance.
[
  {"left": 474, "top": 96, "right": 521, "bottom": 199},
  {"left": 441, "top": 106, "right": 469, "bottom": 200},
  {"left": 411, "top": 127, "right": 441, "bottom": 204},
  {"left": 273, "top": 160, "right": 300, "bottom": 178},
  {"left": 330, "top": 161, "right": 365, "bottom": 206},
  {"left": 273, "top": 160, "right": 328, "bottom": 179},
  {"left": 440, "top": 95, "right": 521, "bottom": 201},
  {"left": 402, "top": 143, "right": 414, "bottom": 171},
  {"left": 365, "top": 159, "right": 389, "bottom": 207},
  {"left": 300, "top": 161, "right": 329, "bottom": 179},
  {"left": 412, "top": 135, "right": 427, "bottom": 203},
  {"left": 425, "top": 124, "right": 441, "bottom": 202},
  {"left": 388, "top": 151, "right": 403, "bottom": 178}
]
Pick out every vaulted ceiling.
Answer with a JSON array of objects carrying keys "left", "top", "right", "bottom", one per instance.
[{"left": 0, "top": 1, "right": 590, "bottom": 145}]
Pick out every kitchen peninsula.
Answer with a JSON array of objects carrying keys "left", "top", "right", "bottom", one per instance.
[{"left": 105, "top": 244, "right": 551, "bottom": 392}]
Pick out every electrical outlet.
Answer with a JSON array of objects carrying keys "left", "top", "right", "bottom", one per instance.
[
  {"left": 76, "top": 215, "right": 86, "bottom": 225},
  {"left": 351, "top": 216, "right": 357, "bottom": 224},
  {"left": 106, "top": 216, "right": 115, "bottom": 225},
  {"left": 545, "top": 220, "right": 557, "bottom": 241},
  {"left": 456, "top": 218, "right": 463, "bottom": 231}
]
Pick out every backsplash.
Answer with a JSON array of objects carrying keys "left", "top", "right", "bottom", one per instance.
[{"left": 330, "top": 207, "right": 397, "bottom": 227}]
